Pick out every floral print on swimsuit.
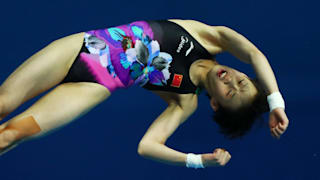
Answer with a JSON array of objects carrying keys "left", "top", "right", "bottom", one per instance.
[{"left": 84, "top": 21, "right": 173, "bottom": 88}]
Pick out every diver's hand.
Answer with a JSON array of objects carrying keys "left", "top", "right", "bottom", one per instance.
[
  {"left": 201, "top": 148, "right": 231, "bottom": 167},
  {"left": 269, "top": 108, "right": 289, "bottom": 139}
]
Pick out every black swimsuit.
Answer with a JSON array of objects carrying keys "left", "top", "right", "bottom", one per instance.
[{"left": 60, "top": 20, "right": 213, "bottom": 94}]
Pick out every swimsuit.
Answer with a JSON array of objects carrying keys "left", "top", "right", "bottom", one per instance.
[{"left": 60, "top": 20, "right": 213, "bottom": 94}]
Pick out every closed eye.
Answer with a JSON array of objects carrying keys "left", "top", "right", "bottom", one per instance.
[
  {"left": 239, "top": 79, "right": 245, "bottom": 85},
  {"left": 239, "top": 79, "right": 248, "bottom": 89}
]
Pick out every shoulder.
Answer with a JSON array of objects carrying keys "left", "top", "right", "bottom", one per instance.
[{"left": 167, "top": 19, "right": 225, "bottom": 55}]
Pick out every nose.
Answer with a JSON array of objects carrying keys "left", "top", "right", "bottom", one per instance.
[{"left": 223, "top": 75, "right": 240, "bottom": 90}]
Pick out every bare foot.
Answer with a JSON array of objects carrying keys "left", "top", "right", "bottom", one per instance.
[
  {"left": 0, "top": 129, "right": 20, "bottom": 155},
  {"left": 0, "top": 116, "right": 41, "bottom": 156}
]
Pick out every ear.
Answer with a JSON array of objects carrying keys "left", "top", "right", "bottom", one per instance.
[{"left": 210, "top": 98, "right": 219, "bottom": 112}]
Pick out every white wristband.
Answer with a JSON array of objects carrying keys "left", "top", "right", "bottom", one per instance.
[
  {"left": 186, "top": 153, "right": 204, "bottom": 169},
  {"left": 267, "top": 92, "right": 285, "bottom": 112}
]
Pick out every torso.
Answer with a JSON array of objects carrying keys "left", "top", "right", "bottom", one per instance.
[{"left": 140, "top": 20, "right": 213, "bottom": 94}]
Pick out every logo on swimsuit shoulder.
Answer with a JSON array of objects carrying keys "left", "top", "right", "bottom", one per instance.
[
  {"left": 171, "top": 74, "right": 183, "bottom": 88},
  {"left": 176, "top": 36, "right": 194, "bottom": 57}
]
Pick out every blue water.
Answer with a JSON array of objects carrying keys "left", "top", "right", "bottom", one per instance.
[{"left": 0, "top": 0, "right": 318, "bottom": 179}]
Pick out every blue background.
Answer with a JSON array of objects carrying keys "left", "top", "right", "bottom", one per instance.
[{"left": 0, "top": 0, "right": 318, "bottom": 179}]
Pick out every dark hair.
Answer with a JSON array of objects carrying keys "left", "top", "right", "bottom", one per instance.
[{"left": 207, "top": 78, "right": 269, "bottom": 139}]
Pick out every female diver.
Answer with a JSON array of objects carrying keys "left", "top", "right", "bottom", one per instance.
[{"left": 0, "top": 19, "right": 289, "bottom": 168}]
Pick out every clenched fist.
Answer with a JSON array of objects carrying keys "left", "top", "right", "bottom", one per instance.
[
  {"left": 269, "top": 108, "right": 289, "bottom": 139},
  {"left": 201, "top": 148, "right": 231, "bottom": 167}
]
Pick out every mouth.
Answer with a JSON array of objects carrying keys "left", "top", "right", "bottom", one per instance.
[{"left": 217, "top": 69, "right": 227, "bottom": 80}]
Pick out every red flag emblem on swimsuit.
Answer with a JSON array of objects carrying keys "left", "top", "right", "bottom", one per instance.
[{"left": 171, "top": 74, "right": 183, "bottom": 88}]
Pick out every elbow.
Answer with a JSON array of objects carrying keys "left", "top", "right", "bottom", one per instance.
[
  {"left": 137, "top": 140, "right": 149, "bottom": 156},
  {"left": 138, "top": 140, "right": 163, "bottom": 157}
]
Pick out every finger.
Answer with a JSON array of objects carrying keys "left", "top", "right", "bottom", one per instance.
[
  {"left": 220, "top": 150, "right": 227, "bottom": 160},
  {"left": 279, "top": 122, "right": 288, "bottom": 130},
  {"left": 274, "top": 128, "right": 281, "bottom": 138},
  {"left": 274, "top": 126, "right": 283, "bottom": 136},
  {"left": 225, "top": 153, "right": 231, "bottom": 164},
  {"left": 278, "top": 123, "right": 286, "bottom": 131},
  {"left": 227, "top": 153, "right": 232, "bottom": 161},
  {"left": 270, "top": 128, "right": 276, "bottom": 138},
  {"left": 222, "top": 151, "right": 229, "bottom": 166},
  {"left": 271, "top": 128, "right": 280, "bottom": 139}
]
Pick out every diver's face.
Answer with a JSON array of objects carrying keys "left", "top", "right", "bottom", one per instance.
[{"left": 207, "top": 65, "right": 258, "bottom": 111}]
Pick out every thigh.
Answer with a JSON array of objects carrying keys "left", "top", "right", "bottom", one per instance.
[
  {"left": 0, "top": 32, "right": 85, "bottom": 114},
  {"left": 9, "top": 82, "right": 111, "bottom": 137}
]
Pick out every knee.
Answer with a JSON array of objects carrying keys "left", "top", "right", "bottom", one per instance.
[{"left": 50, "top": 33, "right": 84, "bottom": 52}]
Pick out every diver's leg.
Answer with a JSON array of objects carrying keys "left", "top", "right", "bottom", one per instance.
[
  {"left": 0, "top": 82, "right": 110, "bottom": 155},
  {"left": 0, "top": 32, "right": 85, "bottom": 120}
]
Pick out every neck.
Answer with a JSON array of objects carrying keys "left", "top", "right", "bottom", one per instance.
[{"left": 190, "top": 60, "right": 218, "bottom": 89}]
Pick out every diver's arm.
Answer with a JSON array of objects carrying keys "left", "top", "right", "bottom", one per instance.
[
  {"left": 138, "top": 91, "right": 231, "bottom": 167},
  {"left": 138, "top": 100, "right": 231, "bottom": 167},
  {"left": 213, "top": 26, "right": 279, "bottom": 95},
  {"left": 137, "top": 103, "right": 192, "bottom": 166},
  {"left": 138, "top": 92, "right": 200, "bottom": 166}
]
